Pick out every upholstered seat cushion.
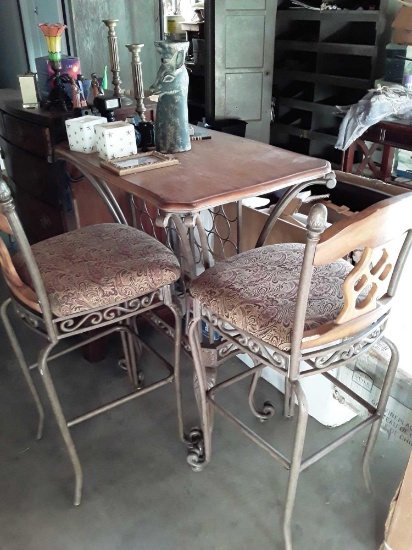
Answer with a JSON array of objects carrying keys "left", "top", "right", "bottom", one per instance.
[
  {"left": 13, "top": 224, "right": 180, "bottom": 317},
  {"left": 189, "top": 243, "right": 353, "bottom": 351}
]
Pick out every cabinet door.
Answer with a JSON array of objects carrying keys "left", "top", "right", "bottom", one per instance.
[{"left": 214, "top": 0, "right": 277, "bottom": 143}]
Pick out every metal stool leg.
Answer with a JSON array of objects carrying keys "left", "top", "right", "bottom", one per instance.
[
  {"left": 1, "top": 298, "right": 44, "bottom": 440},
  {"left": 120, "top": 330, "right": 134, "bottom": 384},
  {"left": 120, "top": 320, "right": 144, "bottom": 389},
  {"left": 362, "top": 336, "right": 399, "bottom": 494},
  {"left": 187, "top": 315, "right": 212, "bottom": 472},
  {"left": 283, "top": 381, "right": 309, "bottom": 550},
  {"left": 284, "top": 376, "right": 296, "bottom": 419},
  {"left": 168, "top": 300, "right": 184, "bottom": 442},
  {"left": 38, "top": 342, "right": 83, "bottom": 506}
]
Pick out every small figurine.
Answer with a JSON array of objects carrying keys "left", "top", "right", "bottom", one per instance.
[
  {"left": 76, "top": 74, "right": 88, "bottom": 106},
  {"left": 70, "top": 77, "right": 82, "bottom": 109},
  {"left": 45, "top": 73, "right": 72, "bottom": 111},
  {"left": 91, "top": 72, "right": 104, "bottom": 98}
]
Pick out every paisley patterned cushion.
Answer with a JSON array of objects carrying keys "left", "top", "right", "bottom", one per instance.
[
  {"left": 13, "top": 224, "right": 180, "bottom": 317},
  {"left": 189, "top": 243, "right": 352, "bottom": 351}
]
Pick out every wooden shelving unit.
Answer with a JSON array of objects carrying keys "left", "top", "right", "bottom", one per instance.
[{"left": 271, "top": 0, "right": 386, "bottom": 166}]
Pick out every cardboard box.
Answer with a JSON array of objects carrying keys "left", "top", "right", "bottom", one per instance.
[
  {"left": 392, "top": 6, "right": 412, "bottom": 46},
  {"left": 337, "top": 341, "right": 412, "bottom": 452},
  {"left": 381, "top": 453, "right": 412, "bottom": 550},
  {"left": 394, "top": 148, "right": 412, "bottom": 179},
  {"left": 214, "top": 171, "right": 407, "bottom": 258}
]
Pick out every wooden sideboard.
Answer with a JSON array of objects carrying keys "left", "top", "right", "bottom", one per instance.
[
  {"left": 0, "top": 88, "right": 155, "bottom": 243},
  {"left": 341, "top": 118, "right": 412, "bottom": 186}
]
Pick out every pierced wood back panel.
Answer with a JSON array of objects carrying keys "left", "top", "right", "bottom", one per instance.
[
  {"left": 301, "top": 193, "right": 412, "bottom": 349},
  {"left": 314, "top": 192, "right": 412, "bottom": 266}
]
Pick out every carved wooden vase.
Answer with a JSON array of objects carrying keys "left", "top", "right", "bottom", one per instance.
[{"left": 150, "top": 41, "right": 191, "bottom": 154}]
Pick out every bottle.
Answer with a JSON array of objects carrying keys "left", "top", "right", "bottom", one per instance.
[{"left": 403, "top": 61, "right": 412, "bottom": 92}]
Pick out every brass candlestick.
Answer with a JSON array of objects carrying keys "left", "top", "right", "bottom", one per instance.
[
  {"left": 102, "top": 19, "right": 123, "bottom": 97},
  {"left": 126, "top": 43, "right": 146, "bottom": 121}
]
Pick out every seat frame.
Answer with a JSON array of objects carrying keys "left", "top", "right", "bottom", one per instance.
[
  {"left": 186, "top": 194, "right": 412, "bottom": 550},
  {"left": 0, "top": 179, "right": 183, "bottom": 506}
]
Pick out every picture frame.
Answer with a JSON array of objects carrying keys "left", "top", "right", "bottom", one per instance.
[
  {"left": 18, "top": 73, "right": 40, "bottom": 109},
  {"left": 100, "top": 151, "right": 179, "bottom": 175}
]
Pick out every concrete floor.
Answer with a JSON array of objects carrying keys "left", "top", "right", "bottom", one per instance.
[{"left": 0, "top": 279, "right": 409, "bottom": 550}]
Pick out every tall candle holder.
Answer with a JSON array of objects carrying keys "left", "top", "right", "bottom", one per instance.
[
  {"left": 126, "top": 43, "right": 146, "bottom": 122},
  {"left": 38, "top": 22, "right": 72, "bottom": 111},
  {"left": 102, "top": 19, "right": 132, "bottom": 105}
]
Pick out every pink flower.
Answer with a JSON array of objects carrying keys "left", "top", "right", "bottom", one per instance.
[{"left": 38, "top": 23, "right": 67, "bottom": 37}]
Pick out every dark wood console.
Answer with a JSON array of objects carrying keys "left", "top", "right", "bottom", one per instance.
[
  {"left": 0, "top": 89, "right": 156, "bottom": 361},
  {"left": 0, "top": 88, "right": 156, "bottom": 243}
]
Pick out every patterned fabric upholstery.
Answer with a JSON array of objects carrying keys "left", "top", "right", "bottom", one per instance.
[
  {"left": 13, "top": 224, "right": 180, "bottom": 317},
  {"left": 189, "top": 243, "right": 353, "bottom": 351}
]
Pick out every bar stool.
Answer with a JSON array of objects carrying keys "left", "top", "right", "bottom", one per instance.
[
  {"left": 186, "top": 190, "right": 412, "bottom": 549},
  {"left": 0, "top": 178, "right": 182, "bottom": 505}
]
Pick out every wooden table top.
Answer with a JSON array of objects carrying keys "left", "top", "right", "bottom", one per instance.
[{"left": 56, "top": 130, "right": 331, "bottom": 213}]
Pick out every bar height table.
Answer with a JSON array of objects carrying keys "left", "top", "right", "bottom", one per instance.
[
  {"left": 56, "top": 130, "right": 333, "bottom": 461},
  {"left": 56, "top": 130, "right": 332, "bottom": 275}
]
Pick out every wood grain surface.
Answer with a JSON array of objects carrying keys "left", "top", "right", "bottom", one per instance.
[{"left": 56, "top": 130, "right": 330, "bottom": 213}]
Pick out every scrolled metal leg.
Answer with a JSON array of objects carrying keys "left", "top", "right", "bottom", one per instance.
[
  {"left": 168, "top": 299, "right": 184, "bottom": 443},
  {"left": 186, "top": 313, "right": 213, "bottom": 472},
  {"left": 283, "top": 381, "right": 308, "bottom": 550},
  {"left": 1, "top": 298, "right": 44, "bottom": 440},
  {"left": 362, "top": 337, "right": 399, "bottom": 494},
  {"left": 38, "top": 342, "right": 83, "bottom": 506},
  {"left": 248, "top": 368, "right": 275, "bottom": 422}
]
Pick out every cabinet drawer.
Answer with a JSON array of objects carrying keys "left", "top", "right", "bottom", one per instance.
[
  {"left": 3, "top": 113, "right": 51, "bottom": 157},
  {"left": 0, "top": 137, "right": 60, "bottom": 207},
  {"left": 8, "top": 182, "right": 65, "bottom": 244}
]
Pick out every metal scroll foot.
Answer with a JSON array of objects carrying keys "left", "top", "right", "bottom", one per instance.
[
  {"left": 256, "top": 401, "right": 276, "bottom": 423},
  {"left": 118, "top": 360, "right": 145, "bottom": 390},
  {"left": 185, "top": 427, "right": 206, "bottom": 472},
  {"left": 248, "top": 371, "right": 275, "bottom": 422}
]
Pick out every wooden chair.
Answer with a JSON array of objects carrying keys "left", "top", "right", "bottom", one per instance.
[
  {"left": 0, "top": 178, "right": 182, "bottom": 505},
  {"left": 186, "top": 189, "right": 412, "bottom": 550}
]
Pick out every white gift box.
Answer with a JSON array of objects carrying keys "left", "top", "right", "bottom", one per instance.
[
  {"left": 94, "top": 121, "right": 137, "bottom": 161},
  {"left": 65, "top": 116, "right": 107, "bottom": 153}
]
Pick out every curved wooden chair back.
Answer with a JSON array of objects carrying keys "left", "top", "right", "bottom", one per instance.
[
  {"left": 0, "top": 211, "right": 40, "bottom": 312},
  {"left": 301, "top": 192, "right": 412, "bottom": 350}
]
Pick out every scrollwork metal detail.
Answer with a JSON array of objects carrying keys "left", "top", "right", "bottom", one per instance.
[
  {"left": 311, "top": 327, "right": 383, "bottom": 369},
  {"left": 13, "top": 303, "right": 41, "bottom": 329},
  {"left": 201, "top": 306, "right": 288, "bottom": 373},
  {"left": 55, "top": 292, "right": 161, "bottom": 335},
  {"left": 185, "top": 427, "right": 206, "bottom": 472}
]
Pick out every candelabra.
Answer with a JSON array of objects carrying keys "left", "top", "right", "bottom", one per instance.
[
  {"left": 126, "top": 43, "right": 146, "bottom": 122},
  {"left": 102, "top": 19, "right": 132, "bottom": 105}
]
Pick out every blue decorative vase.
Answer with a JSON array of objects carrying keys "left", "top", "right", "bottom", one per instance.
[{"left": 149, "top": 41, "right": 191, "bottom": 154}]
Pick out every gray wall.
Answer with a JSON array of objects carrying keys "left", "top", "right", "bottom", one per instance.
[
  {"left": 68, "top": 0, "right": 161, "bottom": 94},
  {"left": 0, "top": 0, "right": 161, "bottom": 93},
  {"left": 0, "top": 1, "right": 29, "bottom": 88}
]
